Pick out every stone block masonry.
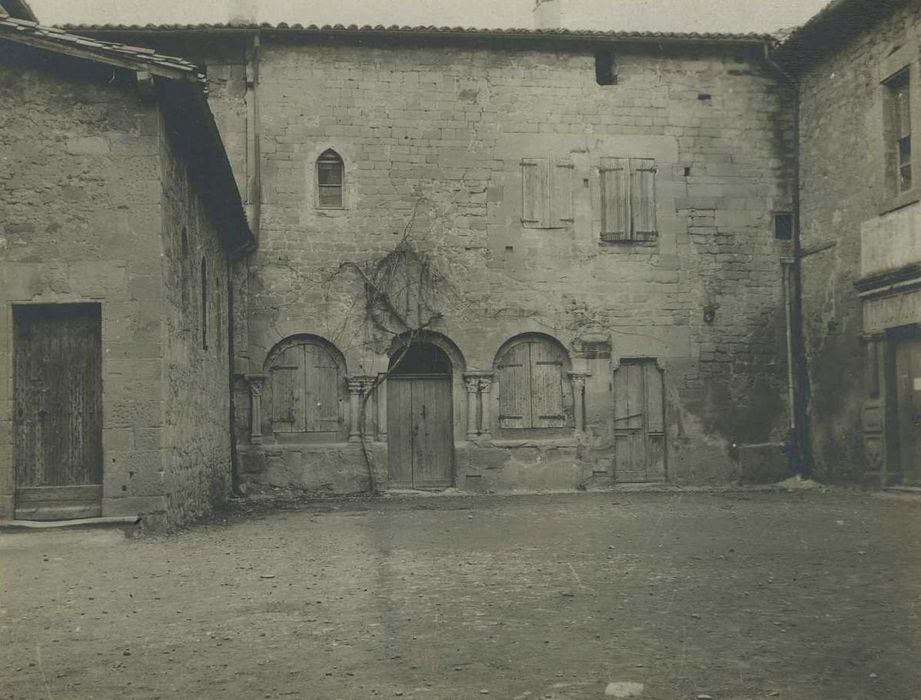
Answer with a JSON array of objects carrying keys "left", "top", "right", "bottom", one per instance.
[{"left": 223, "top": 37, "right": 795, "bottom": 491}]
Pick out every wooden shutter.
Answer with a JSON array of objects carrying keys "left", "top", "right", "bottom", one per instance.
[
  {"left": 630, "top": 158, "right": 657, "bottom": 240},
  {"left": 551, "top": 159, "right": 575, "bottom": 227},
  {"left": 521, "top": 158, "right": 548, "bottom": 228},
  {"left": 304, "top": 344, "right": 340, "bottom": 433},
  {"left": 270, "top": 345, "right": 306, "bottom": 433},
  {"left": 530, "top": 341, "right": 566, "bottom": 428},
  {"left": 600, "top": 158, "right": 629, "bottom": 241},
  {"left": 497, "top": 342, "right": 532, "bottom": 428}
]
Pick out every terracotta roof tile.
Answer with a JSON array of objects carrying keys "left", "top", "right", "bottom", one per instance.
[{"left": 58, "top": 22, "right": 777, "bottom": 44}]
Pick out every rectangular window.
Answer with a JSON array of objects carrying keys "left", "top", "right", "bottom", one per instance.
[
  {"left": 600, "top": 157, "right": 657, "bottom": 242},
  {"left": 885, "top": 69, "right": 913, "bottom": 194}
]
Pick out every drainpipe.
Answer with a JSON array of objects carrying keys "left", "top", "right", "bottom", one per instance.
[{"left": 764, "top": 44, "right": 811, "bottom": 477}]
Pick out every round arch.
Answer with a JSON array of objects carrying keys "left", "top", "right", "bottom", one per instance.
[{"left": 387, "top": 330, "right": 467, "bottom": 376}]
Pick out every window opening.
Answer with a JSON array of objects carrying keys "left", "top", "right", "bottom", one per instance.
[{"left": 317, "top": 149, "right": 344, "bottom": 208}]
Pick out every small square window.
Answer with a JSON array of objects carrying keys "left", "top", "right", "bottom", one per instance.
[
  {"left": 774, "top": 212, "right": 794, "bottom": 241},
  {"left": 594, "top": 50, "right": 617, "bottom": 86}
]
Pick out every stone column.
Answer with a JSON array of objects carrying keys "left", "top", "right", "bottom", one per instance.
[
  {"left": 568, "top": 371, "right": 590, "bottom": 433},
  {"left": 477, "top": 375, "right": 494, "bottom": 439},
  {"left": 245, "top": 374, "right": 267, "bottom": 445},
  {"left": 376, "top": 373, "right": 388, "bottom": 442},
  {"left": 347, "top": 377, "right": 364, "bottom": 443},
  {"left": 463, "top": 374, "right": 480, "bottom": 439}
]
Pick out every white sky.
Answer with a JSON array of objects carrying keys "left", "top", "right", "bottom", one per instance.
[{"left": 31, "top": 0, "right": 832, "bottom": 34}]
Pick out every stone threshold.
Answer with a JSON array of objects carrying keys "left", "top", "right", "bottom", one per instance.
[{"left": 0, "top": 515, "right": 141, "bottom": 531}]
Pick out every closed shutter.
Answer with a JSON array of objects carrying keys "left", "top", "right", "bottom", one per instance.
[
  {"left": 270, "top": 345, "right": 306, "bottom": 433},
  {"left": 497, "top": 342, "right": 532, "bottom": 428},
  {"left": 630, "top": 158, "right": 657, "bottom": 240},
  {"left": 530, "top": 341, "right": 566, "bottom": 428},
  {"left": 304, "top": 344, "right": 340, "bottom": 432},
  {"left": 521, "top": 158, "right": 549, "bottom": 228},
  {"left": 600, "top": 158, "right": 629, "bottom": 241},
  {"left": 551, "top": 159, "right": 575, "bottom": 227}
]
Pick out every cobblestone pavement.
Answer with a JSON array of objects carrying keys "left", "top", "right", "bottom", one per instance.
[{"left": 2, "top": 491, "right": 920, "bottom": 700}]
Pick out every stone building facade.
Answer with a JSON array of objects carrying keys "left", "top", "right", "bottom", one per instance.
[
  {"left": 77, "top": 25, "right": 798, "bottom": 494},
  {"left": 782, "top": 0, "right": 921, "bottom": 486},
  {"left": 0, "top": 13, "right": 254, "bottom": 527}
]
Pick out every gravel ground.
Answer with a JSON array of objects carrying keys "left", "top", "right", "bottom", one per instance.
[{"left": 1, "top": 490, "right": 920, "bottom": 700}]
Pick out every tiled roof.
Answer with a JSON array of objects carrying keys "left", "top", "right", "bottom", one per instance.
[
  {"left": 0, "top": 16, "right": 205, "bottom": 80},
  {"left": 60, "top": 22, "right": 778, "bottom": 44}
]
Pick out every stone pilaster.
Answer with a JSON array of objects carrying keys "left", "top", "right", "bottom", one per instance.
[
  {"left": 245, "top": 374, "right": 267, "bottom": 445},
  {"left": 568, "top": 371, "right": 590, "bottom": 433}
]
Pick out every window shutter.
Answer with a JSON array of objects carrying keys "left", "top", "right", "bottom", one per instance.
[
  {"left": 521, "top": 158, "right": 549, "bottom": 228},
  {"left": 600, "top": 158, "right": 629, "bottom": 241},
  {"left": 529, "top": 341, "right": 566, "bottom": 428},
  {"left": 304, "top": 344, "right": 340, "bottom": 432},
  {"left": 270, "top": 345, "right": 306, "bottom": 433},
  {"left": 551, "top": 159, "right": 575, "bottom": 227},
  {"left": 630, "top": 158, "right": 657, "bottom": 240},
  {"left": 497, "top": 342, "right": 532, "bottom": 428}
]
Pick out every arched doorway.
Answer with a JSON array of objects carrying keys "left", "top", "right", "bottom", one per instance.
[{"left": 387, "top": 342, "right": 454, "bottom": 488}]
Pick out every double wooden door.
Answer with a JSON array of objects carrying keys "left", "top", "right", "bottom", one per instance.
[
  {"left": 612, "top": 359, "right": 666, "bottom": 483},
  {"left": 893, "top": 336, "right": 921, "bottom": 485},
  {"left": 14, "top": 304, "right": 103, "bottom": 520},
  {"left": 387, "top": 375, "right": 454, "bottom": 488}
]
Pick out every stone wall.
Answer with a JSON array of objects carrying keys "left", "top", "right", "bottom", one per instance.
[
  {"left": 0, "top": 44, "right": 166, "bottom": 518},
  {"left": 159, "top": 111, "right": 234, "bottom": 529},
  {"left": 797, "top": 1, "right": 921, "bottom": 481},
  {"left": 233, "top": 38, "right": 794, "bottom": 490}
]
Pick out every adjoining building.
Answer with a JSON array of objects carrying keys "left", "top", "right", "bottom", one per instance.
[
  {"left": 780, "top": 0, "right": 921, "bottom": 487},
  {"left": 0, "top": 4, "right": 254, "bottom": 527}
]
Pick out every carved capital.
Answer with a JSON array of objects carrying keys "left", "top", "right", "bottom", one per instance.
[
  {"left": 567, "top": 370, "right": 590, "bottom": 391},
  {"left": 478, "top": 376, "right": 493, "bottom": 393},
  {"left": 464, "top": 376, "right": 480, "bottom": 394},
  {"left": 245, "top": 373, "right": 267, "bottom": 396}
]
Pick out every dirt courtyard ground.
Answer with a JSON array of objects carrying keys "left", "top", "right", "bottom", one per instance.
[{"left": 2, "top": 490, "right": 921, "bottom": 700}]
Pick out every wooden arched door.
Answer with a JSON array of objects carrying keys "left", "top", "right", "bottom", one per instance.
[{"left": 387, "top": 343, "right": 454, "bottom": 489}]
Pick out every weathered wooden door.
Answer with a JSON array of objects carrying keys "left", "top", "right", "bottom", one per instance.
[
  {"left": 893, "top": 337, "right": 921, "bottom": 485},
  {"left": 612, "top": 359, "right": 665, "bottom": 483},
  {"left": 14, "top": 304, "right": 103, "bottom": 520},
  {"left": 387, "top": 343, "right": 454, "bottom": 489}
]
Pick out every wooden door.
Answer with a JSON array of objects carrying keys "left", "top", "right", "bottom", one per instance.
[
  {"left": 612, "top": 359, "right": 665, "bottom": 483},
  {"left": 387, "top": 377, "right": 415, "bottom": 487},
  {"left": 387, "top": 376, "right": 453, "bottom": 488},
  {"left": 14, "top": 304, "right": 103, "bottom": 520},
  {"left": 894, "top": 337, "right": 921, "bottom": 485}
]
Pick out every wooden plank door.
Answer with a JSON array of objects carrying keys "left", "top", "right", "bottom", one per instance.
[
  {"left": 411, "top": 378, "right": 454, "bottom": 488},
  {"left": 387, "top": 377, "right": 415, "bottom": 487},
  {"left": 14, "top": 304, "right": 103, "bottom": 520},
  {"left": 894, "top": 337, "right": 921, "bottom": 485},
  {"left": 387, "top": 376, "right": 454, "bottom": 488},
  {"left": 303, "top": 344, "right": 340, "bottom": 434},
  {"left": 531, "top": 342, "right": 566, "bottom": 429},
  {"left": 612, "top": 359, "right": 665, "bottom": 483}
]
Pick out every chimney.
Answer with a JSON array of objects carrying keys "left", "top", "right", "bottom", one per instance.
[
  {"left": 229, "top": 0, "right": 257, "bottom": 25},
  {"left": 533, "top": 0, "right": 562, "bottom": 29}
]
